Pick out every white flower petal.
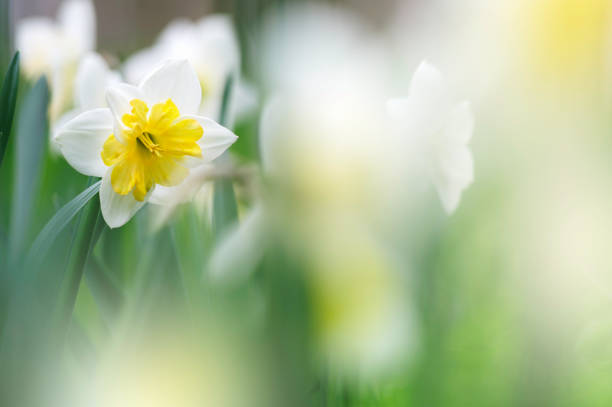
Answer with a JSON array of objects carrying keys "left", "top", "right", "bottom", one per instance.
[
  {"left": 409, "top": 61, "right": 451, "bottom": 109},
  {"left": 122, "top": 47, "right": 166, "bottom": 85},
  {"left": 75, "top": 52, "right": 117, "bottom": 110},
  {"left": 54, "top": 108, "right": 113, "bottom": 177},
  {"left": 431, "top": 146, "right": 474, "bottom": 214},
  {"left": 51, "top": 107, "right": 82, "bottom": 153},
  {"left": 159, "top": 19, "right": 198, "bottom": 47},
  {"left": 105, "top": 83, "right": 144, "bottom": 141},
  {"left": 196, "top": 14, "right": 240, "bottom": 72},
  {"left": 186, "top": 116, "right": 238, "bottom": 162},
  {"left": 15, "top": 17, "right": 58, "bottom": 78},
  {"left": 139, "top": 59, "right": 201, "bottom": 115},
  {"left": 99, "top": 170, "right": 147, "bottom": 228},
  {"left": 57, "top": 0, "right": 96, "bottom": 54},
  {"left": 443, "top": 101, "right": 474, "bottom": 146}
]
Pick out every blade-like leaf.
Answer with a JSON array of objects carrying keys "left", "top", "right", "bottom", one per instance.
[
  {"left": 219, "top": 75, "right": 234, "bottom": 127},
  {"left": 85, "top": 256, "right": 124, "bottom": 325},
  {"left": 26, "top": 181, "right": 101, "bottom": 270},
  {"left": 212, "top": 76, "right": 239, "bottom": 239},
  {"left": 55, "top": 197, "right": 104, "bottom": 337},
  {"left": 0, "top": 0, "right": 12, "bottom": 80},
  {"left": 9, "top": 77, "right": 49, "bottom": 260},
  {"left": 0, "top": 52, "right": 20, "bottom": 168}
]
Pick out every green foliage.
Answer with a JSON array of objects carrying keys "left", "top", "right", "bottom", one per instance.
[
  {"left": 0, "top": 0, "right": 12, "bottom": 80},
  {"left": 55, "top": 195, "right": 104, "bottom": 335},
  {"left": 8, "top": 77, "right": 49, "bottom": 261},
  {"left": 26, "top": 180, "right": 101, "bottom": 270},
  {"left": 0, "top": 52, "right": 19, "bottom": 169},
  {"left": 212, "top": 76, "right": 239, "bottom": 239}
]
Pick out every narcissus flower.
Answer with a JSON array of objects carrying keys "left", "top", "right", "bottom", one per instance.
[
  {"left": 16, "top": 0, "right": 96, "bottom": 121},
  {"left": 387, "top": 61, "right": 474, "bottom": 213},
  {"left": 55, "top": 59, "right": 237, "bottom": 228}
]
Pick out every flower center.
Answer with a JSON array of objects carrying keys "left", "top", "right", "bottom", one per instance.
[
  {"left": 101, "top": 98, "right": 204, "bottom": 201},
  {"left": 137, "top": 131, "right": 160, "bottom": 156}
]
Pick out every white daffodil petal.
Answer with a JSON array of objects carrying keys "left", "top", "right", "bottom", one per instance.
[
  {"left": 123, "top": 47, "right": 165, "bottom": 85},
  {"left": 139, "top": 59, "right": 201, "bottom": 115},
  {"left": 431, "top": 146, "right": 474, "bottom": 214},
  {"left": 75, "top": 52, "right": 114, "bottom": 110},
  {"left": 105, "top": 83, "right": 144, "bottom": 136},
  {"left": 54, "top": 108, "right": 113, "bottom": 177},
  {"left": 409, "top": 61, "right": 452, "bottom": 113},
  {"left": 186, "top": 116, "right": 238, "bottom": 162},
  {"left": 52, "top": 108, "right": 82, "bottom": 153},
  {"left": 100, "top": 170, "right": 147, "bottom": 228},
  {"left": 159, "top": 18, "right": 197, "bottom": 46},
  {"left": 58, "top": 0, "right": 96, "bottom": 54},
  {"left": 444, "top": 101, "right": 474, "bottom": 146},
  {"left": 196, "top": 14, "right": 240, "bottom": 72}
]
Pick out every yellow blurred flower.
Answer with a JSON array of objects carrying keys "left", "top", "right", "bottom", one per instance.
[{"left": 523, "top": 0, "right": 612, "bottom": 86}]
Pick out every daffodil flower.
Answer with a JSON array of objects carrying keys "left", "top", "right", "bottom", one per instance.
[
  {"left": 123, "top": 15, "right": 256, "bottom": 126},
  {"left": 16, "top": 0, "right": 96, "bottom": 121},
  {"left": 55, "top": 59, "right": 238, "bottom": 228},
  {"left": 387, "top": 61, "right": 474, "bottom": 213}
]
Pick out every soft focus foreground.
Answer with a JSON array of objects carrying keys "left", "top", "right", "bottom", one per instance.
[{"left": 1, "top": 0, "right": 611, "bottom": 406}]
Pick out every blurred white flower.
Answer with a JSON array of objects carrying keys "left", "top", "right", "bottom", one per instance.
[
  {"left": 16, "top": 0, "right": 96, "bottom": 121},
  {"left": 257, "top": 3, "right": 394, "bottom": 229},
  {"left": 387, "top": 61, "right": 474, "bottom": 213},
  {"left": 52, "top": 52, "right": 121, "bottom": 149},
  {"left": 123, "top": 15, "right": 256, "bottom": 125},
  {"left": 387, "top": 0, "right": 514, "bottom": 104},
  {"left": 210, "top": 3, "right": 418, "bottom": 378},
  {"left": 54, "top": 59, "right": 237, "bottom": 228}
]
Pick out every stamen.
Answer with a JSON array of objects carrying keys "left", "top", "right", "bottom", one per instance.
[{"left": 137, "top": 132, "right": 161, "bottom": 156}]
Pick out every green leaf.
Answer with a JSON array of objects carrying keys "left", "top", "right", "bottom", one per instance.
[
  {"left": 212, "top": 76, "right": 239, "bottom": 240},
  {"left": 25, "top": 181, "right": 101, "bottom": 270},
  {"left": 0, "top": 52, "right": 20, "bottom": 169},
  {"left": 55, "top": 197, "right": 104, "bottom": 337},
  {"left": 9, "top": 76, "right": 49, "bottom": 260},
  {"left": 85, "top": 257, "right": 124, "bottom": 325},
  {"left": 0, "top": 0, "right": 12, "bottom": 80},
  {"left": 212, "top": 179, "right": 239, "bottom": 239},
  {"left": 218, "top": 75, "right": 234, "bottom": 127}
]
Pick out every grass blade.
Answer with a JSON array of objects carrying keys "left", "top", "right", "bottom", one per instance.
[
  {"left": 0, "top": 52, "right": 20, "bottom": 168},
  {"left": 26, "top": 181, "right": 101, "bottom": 270},
  {"left": 55, "top": 198, "right": 104, "bottom": 337},
  {"left": 9, "top": 77, "right": 49, "bottom": 260}
]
